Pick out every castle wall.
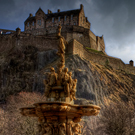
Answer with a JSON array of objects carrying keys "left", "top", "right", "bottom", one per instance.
[
  {"left": 72, "top": 39, "right": 135, "bottom": 74},
  {"left": 96, "top": 36, "right": 105, "bottom": 52},
  {"left": 24, "top": 25, "right": 95, "bottom": 50},
  {"left": 66, "top": 39, "right": 74, "bottom": 54},
  {"left": 72, "top": 39, "right": 84, "bottom": 57},
  {"left": 89, "top": 30, "right": 98, "bottom": 50},
  {"left": 20, "top": 35, "right": 58, "bottom": 51},
  {"left": 0, "top": 25, "right": 104, "bottom": 55},
  {"left": 0, "top": 35, "right": 16, "bottom": 53}
]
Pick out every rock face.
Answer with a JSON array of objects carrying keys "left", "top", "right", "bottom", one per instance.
[{"left": 0, "top": 47, "right": 135, "bottom": 104}]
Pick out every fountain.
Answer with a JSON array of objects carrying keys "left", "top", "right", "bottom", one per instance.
[{"left": 20, "top": 24, "right": 101, "bottom": 135}]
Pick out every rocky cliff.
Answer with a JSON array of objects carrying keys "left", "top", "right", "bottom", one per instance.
[{"left": 0, "top": 45, "right": 135, "bottom": 105}]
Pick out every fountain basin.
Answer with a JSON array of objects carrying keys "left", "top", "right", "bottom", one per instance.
[{"left": 20, "top": 102, "right": 100, "bottom": 123}]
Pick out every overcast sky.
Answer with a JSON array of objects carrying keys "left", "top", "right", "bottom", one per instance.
[{"left": 0, "top": 0, "right": 135, "bottom": 65}]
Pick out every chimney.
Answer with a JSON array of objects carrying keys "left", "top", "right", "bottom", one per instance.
[
  {"left": 80, "top": 4, "right": 83, "bottom": 10},
  {"left": 57, "top": 9, "right": 60, "bottom": 12},
  {"left": 29, "top": 13, "right": 33, "bottom": 17},
  {"left": 129, "top": 60, "right": 134, "bottom": 66},
  {"left": 48, "top": 9, "right": 50, "bottom": 14}
]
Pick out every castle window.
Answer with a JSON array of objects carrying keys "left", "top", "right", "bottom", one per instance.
[
  {"left": 52, "top": 17, "right": 54, "bottom": 22},
  {"left": 71, "top": 15, "right": 73, "bottom": 20},
  {"left": 27, "top": 22, "right": 29, "bottom": 27},
  {"left": 37, "top": 19, "right": 41, "bottom": 26},
  {"left": 32, "top": 21, "right": 34, "bottom": 26},
  {"left": 64, "top": 16, "right": 66, "bottom": 21},
  {"left": 58, "top": 17, "right": 60, "bottom": 22}
]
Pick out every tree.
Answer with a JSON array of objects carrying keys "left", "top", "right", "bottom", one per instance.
[
  {"left": 0, "top": 92, "right": 45, "bottom": 135},
  {"left": 95, "top": 100, "right": 135, "bottom": 135}
]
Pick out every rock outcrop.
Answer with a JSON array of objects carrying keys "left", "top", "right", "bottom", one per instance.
[{"left": 0, "top": 47, "right": 135, "bottom": 105}]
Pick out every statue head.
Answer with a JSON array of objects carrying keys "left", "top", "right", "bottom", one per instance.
[
  {"left": 64, "top": 67, "right": 68, "bottom": 73},
  {"left": 50, "top": 67, "right": 55, "bottom": 72},
  {"left": 58, "top": 68, "right": 62, "bottom": 73},
  {"left": 74, "top": 79, "right": 77, "bottom": 83},
  {"left": 57, "top": 24, "right": 62, "bottom": 37},
  {"left": 68, "top": 72, "right": 72, "bottom": 76}
]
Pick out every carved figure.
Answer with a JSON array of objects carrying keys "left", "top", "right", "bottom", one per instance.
[
  {"left": 59, "top": 123, "right": 66, "bottom": 135},
  {"left": 57, "top": 24, "right": 67, "bottom": 56},
  {"left": 72, "top": 123, "right": 82, "bottom": 135},
  {"left": 43, "top": 79, "right": 51, "bottom": 97},
  {"left": 68, "top": 121, "right": 74, "bottom": 135},
  {"left": 49, "top": 67, "right": 57, "bottom": 86},
  {"left": 53, "top": 122, "right": 59, "bottom": 134},
  {"left": 62, "top": 67, "right": 70, "bottom": 96},
  {"left": 57, "top": 37, "right": 65, "bottom": 55},
  {"left": 58, "top": 61, "right": 65, "bottom": 70},
  {"left": 68, "top": 72, "right": 73, "bottom": 90},
  {"left": 60, "top": 53, "right": 65, "bottom": 63},
  {"left": 57, "top": 24, "right": 62, "bottom": 37},
  {"left": 57, "top": 68, "right": 62, "bottom": 86},
  {"left": 43, "top": 123, "right": 53, "bottom": 135},
  {"left": 70, "top": 79, "right": 77, "bottom": 100}
]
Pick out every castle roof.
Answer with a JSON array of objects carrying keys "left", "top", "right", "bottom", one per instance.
[
  {"left": 47, "top": 9, "right": 80, "bottom": 19},
  {"left": 24, "top": 16, "right": 36, "bottom": 24},
  {"left": 35, "top": 7, "right": 45, "bottom": 15},
  {"left": 24, "top": 8, "right": 81, "bottom": 23}
]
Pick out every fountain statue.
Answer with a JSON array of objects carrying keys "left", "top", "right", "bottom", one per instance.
[{"left": 20, "top": 24, "right": 101, "bottom": 135}]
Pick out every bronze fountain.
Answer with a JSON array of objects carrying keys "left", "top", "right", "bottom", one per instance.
[{"left": 20, "top": 24, "right": 101, "bottom": 135}]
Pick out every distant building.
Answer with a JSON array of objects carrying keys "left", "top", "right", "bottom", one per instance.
[
  {"left": 23, "top": 4, "right": 105, "bottom": 53},
  {"left": 24, "top": 4, "right": 90, "bottom": 31}
]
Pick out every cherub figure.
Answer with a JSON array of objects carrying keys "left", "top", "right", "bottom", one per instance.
[{"left": 72, "top": 123, "right": 82, "bottom": 134}]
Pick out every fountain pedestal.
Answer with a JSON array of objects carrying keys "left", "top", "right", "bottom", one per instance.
[{"left": 20, "top": 102, "right": 100, "bottom": 135}]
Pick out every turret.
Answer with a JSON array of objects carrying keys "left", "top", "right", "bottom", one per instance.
[
  {"left": 80, "top": 4, "right": 83, "bottom": 10},
  {"left": 16, "top": 27, "right": 21, "bottom": 36},
  {"left": 129, "top": 60, "right": 134, "bottom": 66}
]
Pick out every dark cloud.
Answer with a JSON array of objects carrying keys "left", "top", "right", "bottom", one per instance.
[{"left": 0, "top": 0, "right": 135, "bottom": 64}]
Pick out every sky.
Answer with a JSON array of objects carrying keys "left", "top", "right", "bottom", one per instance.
[{"left": 0, "top": 0, "right": 135, "bottom": 65}]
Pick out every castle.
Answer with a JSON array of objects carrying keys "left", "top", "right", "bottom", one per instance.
[{"left": 0, "top": 4, "right": 135, "bottom": 74}]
